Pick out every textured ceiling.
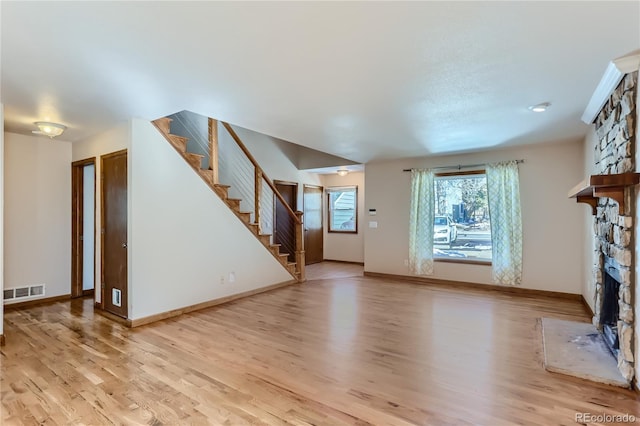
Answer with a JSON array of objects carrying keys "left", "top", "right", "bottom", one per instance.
[{"left": 2, "top": 2, "right": 639, "bottom": 163}]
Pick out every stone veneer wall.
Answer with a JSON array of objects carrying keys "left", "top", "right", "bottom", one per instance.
[{"left": 592, "top": 71, "right": 637, "bottom": 381}]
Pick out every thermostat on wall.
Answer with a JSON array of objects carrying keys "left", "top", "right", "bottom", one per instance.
[{"left": 369, "top": 209, "right": 377, "bottom": 216}]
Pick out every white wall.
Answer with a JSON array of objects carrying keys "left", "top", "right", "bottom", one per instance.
[
  {"left": 321, "top": 171, "right": 365, "bottom": 263},
  {"left": 364, "top": 139, "right": 585, "bottom": 293},
  {"left": 73, "top": 122, "right": 129, "bottom": 302},
  {"left": 4, "top": 132, "right": 72, "bottom": 302},
  {"left": 128, "top": 119, "right": 293, "bottom": 320},
  {"left": 1, "top": 105, "right": 4, "bottom": 336},
  {"left": 228, "top": 125, "right": 322, "bottom": 211}
]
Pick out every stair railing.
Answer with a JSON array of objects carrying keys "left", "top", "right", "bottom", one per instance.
[
  {"left": 218, "top": 122, "right": 305, "bottom": 281},
  {"left": 158, "top": 110, "right": 305, "bottom": 281}
]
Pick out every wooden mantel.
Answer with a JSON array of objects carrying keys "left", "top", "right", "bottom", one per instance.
[{"left": 569, "top": 172, "right": 640, "bottom": 214}]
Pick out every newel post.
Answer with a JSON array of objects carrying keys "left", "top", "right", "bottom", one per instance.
[
  {"left": 208, "top": 118, "right": 219, "bottom": 184},
  {"left": 294, "top": 211, "right": 305, "bottom": 282},
  {"left": 254, "top": 169, "right": 262, "bottom": 231}
]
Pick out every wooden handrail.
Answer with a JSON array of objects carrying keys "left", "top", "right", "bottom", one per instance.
[{"left": 221, "top": 122, "right": 301, "bottom": 225}]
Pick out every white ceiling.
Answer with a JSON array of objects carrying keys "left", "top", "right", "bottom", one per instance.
[{"left": 2, "top": 2, "right": 639, "bottom": 163}]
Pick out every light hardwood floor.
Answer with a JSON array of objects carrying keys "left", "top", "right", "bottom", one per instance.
[
  {"left": 2, "top": 274, "right": 639, "bottom": 425},
  {"left": 305, "top": 261, "right": 364, "bottom": 281}
]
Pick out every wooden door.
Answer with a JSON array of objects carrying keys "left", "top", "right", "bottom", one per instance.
[
  {"left": 303, "top": 185, "right": 323, "bottom": 264},
  {"left": 274, "top": 181, "right": 297, "bottom": 263},
  {"left": 101, "top": 150, "right": 128, "bottom": 318}
]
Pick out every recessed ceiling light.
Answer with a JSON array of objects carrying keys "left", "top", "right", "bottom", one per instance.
[{"left": 528, "top": 102, "right": 551, "bottom": 113}]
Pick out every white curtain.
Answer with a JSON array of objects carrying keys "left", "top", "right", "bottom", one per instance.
[
  {"left": 409, "top": 169, "right": 435, "bottom": 275},
  {"left": 486, "top": 161, "right": 523, "bottom": 285}
]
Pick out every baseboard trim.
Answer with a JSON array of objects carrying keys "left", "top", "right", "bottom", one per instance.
[
  {"left": 581, "top": 294, "right": 595, "bottom": 317},
  {"left": 0, "top": 334, "right": 5, "bottom": 346},
  {"left": 94, "top": 308, "right": 129, "bottom": 326},
  {"left": 4, "top": 294, "right": 72, "bottom": 310},
  {"left": 363, "top": 272, "right": 582, "bottom": 301},
  {"left": 128, "top": 279, "right": 298, "bottom": 328},
  {"left": 322, "top": 259, "right": 365, "bottom": 266}
]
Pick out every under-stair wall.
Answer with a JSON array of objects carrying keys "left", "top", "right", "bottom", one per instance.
[{"left": 128, "top": 119, "right": 293, "bottom": 322}]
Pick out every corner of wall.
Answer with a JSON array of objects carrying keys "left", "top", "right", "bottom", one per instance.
[{"left": 1, "top": 103, "right": 4, "bottom": 338}]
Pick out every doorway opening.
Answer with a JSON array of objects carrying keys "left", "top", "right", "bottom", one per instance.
[
  {"left": 274, "top": 180, "right": 298, "bottom": 263},
  {"left": 303, "top": 184, "right": 323, "bottom": 264},
  {"left": 71, "top": 158, "right": 96, "bottom": 298}
]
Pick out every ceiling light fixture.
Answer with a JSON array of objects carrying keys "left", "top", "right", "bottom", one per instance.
[
  {"left": 337, "top": 169, "right": 349, "bottom": 177},
  {"left": 32, "top": 121, "right": 67, "bottom": 138},
  {"left": 528, "top": 102, "right": 551, "bottom": 113}
]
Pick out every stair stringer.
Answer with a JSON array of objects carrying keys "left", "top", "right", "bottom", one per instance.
[{"left": 129, "top": 119, "right": 294, "bottom": 321}]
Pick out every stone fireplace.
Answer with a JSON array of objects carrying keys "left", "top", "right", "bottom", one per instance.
[{"left": 591, "top": 72, "right": 637, "bottom": 381}]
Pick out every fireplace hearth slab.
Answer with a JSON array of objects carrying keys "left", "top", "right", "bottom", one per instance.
[{"left": 541, "top": 318, "right": 629, "bottom": 388}]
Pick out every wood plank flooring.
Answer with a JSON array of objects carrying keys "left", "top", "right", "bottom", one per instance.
[
  {"left": 2, "top": 274, "right": 639, "bottom": 425},
  {"left": 305, "top": 261, "right": 363, "bottom": 281}
]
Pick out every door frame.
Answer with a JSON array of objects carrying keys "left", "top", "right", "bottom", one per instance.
[
  {"left": 71, "top": 157, "right": 97, "bottom": 298},
  {"left": 100, "top": 149, "right": 128, "bottom": 312},
  {"left": 303, "top": 184, "right": 324, "bottom": 265}
]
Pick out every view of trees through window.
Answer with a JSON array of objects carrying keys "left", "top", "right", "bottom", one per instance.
[{"left": 434, "top": 173, "right": 492, "bottom": 261}]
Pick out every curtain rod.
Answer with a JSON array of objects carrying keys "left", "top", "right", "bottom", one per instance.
[{"left": 402, "top": 159, "right": 524, "bottom": 172}]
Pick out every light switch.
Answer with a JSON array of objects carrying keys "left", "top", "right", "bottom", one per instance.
[{"left": 369, "top": 221, "right": 378, "bottom": 228}]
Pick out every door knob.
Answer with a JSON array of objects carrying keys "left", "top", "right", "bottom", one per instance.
[{"left": 122, "top": 243, "right": 127, "bottom": 248}]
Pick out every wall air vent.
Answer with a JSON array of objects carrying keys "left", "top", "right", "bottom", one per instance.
[{"left": 3, "top": 284, "right": 46, "bottom": 302}]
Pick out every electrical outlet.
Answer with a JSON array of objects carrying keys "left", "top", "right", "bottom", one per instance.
[
  {"left": 403, "top": 259, "right": 409, "bottom": 266},
  {"left": 229, "top": 272, "right": 235, "bottom": 283},
  {"left": 220, "top": 275, "right": 225, "bottom": 285}
]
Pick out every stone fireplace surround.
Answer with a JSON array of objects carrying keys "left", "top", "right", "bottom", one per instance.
[{"left": 592, "top": 72, "right": 637, "bottom": 381}]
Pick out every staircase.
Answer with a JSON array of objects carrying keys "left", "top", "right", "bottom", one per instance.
[{"left": 151, "top": 114, "right": 305, "bottom": 281}]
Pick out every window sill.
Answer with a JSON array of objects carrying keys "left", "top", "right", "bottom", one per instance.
[{"left": 434, "top": 258, "right": 491, "bottom": 266}]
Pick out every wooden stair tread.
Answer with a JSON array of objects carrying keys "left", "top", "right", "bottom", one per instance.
[
  {"left": 184, "top": 152, "right": 205, "bottom": 169},
  {"left": 185, "top": 152, "right": 205, "bottom": 159},
  {"left": 152, "top": 117, "right": 173, "bottom": 134},
  {"left": 168, "top": 136, "right": 189, "bottom": 153},
  {"left": 168, "top": 134, "right": 188, "bottom": 142}
]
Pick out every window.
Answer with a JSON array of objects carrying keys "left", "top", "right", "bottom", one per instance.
[
  {"left": 434, "top": 172, "right": 492, "bottom": 262},
  {"left": 328, "top": 186, "right": 357, "bottom": 233}
]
